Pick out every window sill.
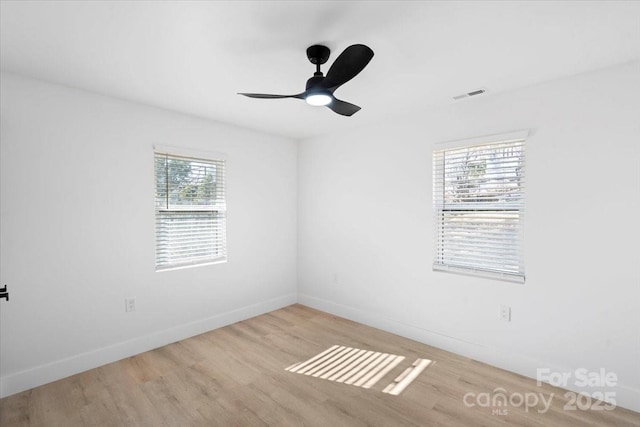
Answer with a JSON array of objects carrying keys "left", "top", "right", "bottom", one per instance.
[
  {"left": 156, "top": 258, "right": 227, "bottom": 273},
  {"left": 433, "top": 264, "right": 525, "bottom": 284}
]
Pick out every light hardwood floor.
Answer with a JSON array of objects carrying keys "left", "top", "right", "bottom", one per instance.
[{"left": 1, "top": 304, "right": 638, "bottom": 426}]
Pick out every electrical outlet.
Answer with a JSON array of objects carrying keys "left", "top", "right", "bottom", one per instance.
[
  {"left": 500, "top": 305, "right": 511, "bottom": 322},
  {"left": 125, "top": 297, "right": 136, "bottom": 312}
]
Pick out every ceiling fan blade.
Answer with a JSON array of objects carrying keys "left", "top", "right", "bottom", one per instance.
[
  {"left": 327, "top": 97, "right": 361, "bottom": 116},
  {"left": 238, "top": 93, "right": 304, "bottom": 99},
  {"left": 323, "top": 44, "right": 374, "bottom": 91}
]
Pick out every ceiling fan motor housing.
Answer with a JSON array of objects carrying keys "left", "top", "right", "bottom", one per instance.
[{"left": 306, "top": 75, "right": 325, "bottom": 91}]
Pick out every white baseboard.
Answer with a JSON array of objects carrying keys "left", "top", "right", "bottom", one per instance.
[
  {"left": 0, "top": 293, "right": 297, "bottom": 398},
  {"left": 298, "top": 293, "right": 640, "bottom": 413}
]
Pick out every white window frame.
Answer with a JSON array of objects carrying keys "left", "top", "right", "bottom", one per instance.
[
  {"left": 433, "top": 131, "right": 527, "bottom": 283},
  {"left": 154, "top": 145, "right": 227, "bottom": 272}
]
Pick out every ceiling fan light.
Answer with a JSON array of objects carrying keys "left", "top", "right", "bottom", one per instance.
[{"left": 305, "top": 93, "right": 332, "bottom": 106}]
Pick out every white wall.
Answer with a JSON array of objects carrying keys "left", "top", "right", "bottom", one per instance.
[
  {"left": 298, "top": 62, "right": 640, "bottom": 411},
  {"left": 0, "top": 73, "right": 298, "bottom": 397}
]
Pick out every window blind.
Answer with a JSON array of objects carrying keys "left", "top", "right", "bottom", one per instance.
[
  {"left": 433, "top": 134, "right": 525, "bottom": 282},
  {"left": 154, "top": 151, "right": 226, "bottom": 270}
]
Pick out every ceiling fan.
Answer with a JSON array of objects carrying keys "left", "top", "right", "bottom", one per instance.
[{"left": 238, "top": 44, "right": 374, "bottom": 116}]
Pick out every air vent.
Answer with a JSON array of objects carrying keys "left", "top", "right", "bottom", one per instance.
[{"left": 453, "top": 88, "right": 487, "bottom": 100}]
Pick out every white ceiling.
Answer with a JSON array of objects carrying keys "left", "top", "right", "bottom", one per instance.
[{"left": 2, "top": 1, "right": 639, "bottom": 140}]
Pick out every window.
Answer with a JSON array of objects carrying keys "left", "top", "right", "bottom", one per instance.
[
  {"left": 433, "top": 131, "right": 526, "bottom": 283},
  {"left": 154, "top": 148, "right": 226, "bottom": 271}
]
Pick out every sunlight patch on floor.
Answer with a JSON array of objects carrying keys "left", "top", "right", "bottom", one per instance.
[{"left": 285, "top": 345, "right": 433, "bottom": 395}]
